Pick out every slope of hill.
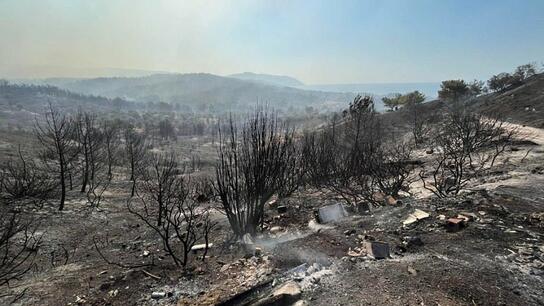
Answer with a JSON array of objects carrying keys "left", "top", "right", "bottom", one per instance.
[
  {"left": 382, "top": 72, "right": 544, "bottom": 130},
  {"left": 228, "top": 72, "right": 304, "bottom": 87},
  {"left": 40, "top": 73, "right": 355, "bottom": 112},
  {"left": 471, "top": 73, "right": 544, "bottom": 128},
  {"left": 0, "top": 82, "right": 136, "bottom": 129}
]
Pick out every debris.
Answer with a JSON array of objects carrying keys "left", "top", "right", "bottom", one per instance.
[
  {"left": 373, "top": 192, "right": 386, "bottom": 203},
  {"left": 347, "top": 247, "right": 365, "bottom": 257},
  {"left": 277, "top": 205, "right": 288, "bottom": 214},
  {"left": 220, "top": 264, "right": 230, "bottom": 273},
  {"left": 251, "top": 281, "right": 302, "bottom": 306},
  {"left": 269, "top": 226, "right": 283, "bottom": 234},
  {"left": 363, "top": 241, "right": 390, "bottom": 259},
  {"left": 272, "top": 281, "right": 301, "bottom": 298},
  {"left": 385, "top": 195, "right": 398, "bottom": 205},
  {"left": 151, "top": 292, "right": 166, "bottom": 299},
  {"left": 75, "top": 295, "right": 87, "bottom": 304},
  {"left": 254, "top": 247, "right": 263, "bottom": 257},
  {"left": 402, "top": 236, "right": 423, "bottom": 248},
  {"left": 356, "top": 201, "right": 371, "bottom": 214},
  {"left": 191, "top": 243, "right": 213, "bottom": 253},
  {"left": 446, "top": 218, "right": 466, "bottom": 232},
  {"left": 344, "top": 229, "right": 356, "bottom": 236},
  {"left": 142, "top": 270, "right": 161, "bottom": 280},
  {"left": 402, "top": 209, "right": 430, "bottom": 225},
  {"left": 315, "top": 203, "right": 349, "bottom": 223}
]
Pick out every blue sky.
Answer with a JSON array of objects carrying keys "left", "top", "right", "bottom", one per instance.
[{"left": 0, "top": 0, "right": 543, "bottom": 83}]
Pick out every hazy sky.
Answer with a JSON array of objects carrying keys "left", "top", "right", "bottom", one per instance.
[{"left": 1, "top": 0, "right": 543, "bottom": 83}]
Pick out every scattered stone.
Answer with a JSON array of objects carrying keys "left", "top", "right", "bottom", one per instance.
[
  {"left": 151, "top": 292, "right": 166, "bottom": 299},
  {"left": 315, "top": 203, "right": 349, "bottom": 224},
  {"left": 363, "top": 241, "right": 390, "bottom": 259}
]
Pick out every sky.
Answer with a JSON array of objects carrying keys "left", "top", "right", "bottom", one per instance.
[{"left": 0, "top": 0, "right": 543, "bottom": 83}]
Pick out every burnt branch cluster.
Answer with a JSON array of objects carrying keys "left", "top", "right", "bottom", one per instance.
[
  {"left": 128, "top": 152, "right": 216, "bottom": 267},
  {"left": 420, "top": 108, "right": 516, "bottom": 197},
  {"left": 214, "top": 109, "right": 298, "bottom": 238},
  {"left": 302, "top": 95, "right": 414, "bottom": 206}
]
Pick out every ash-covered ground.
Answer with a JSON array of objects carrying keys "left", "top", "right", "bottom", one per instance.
[{"left": 2, "top": 123, "right": 543, "bottom": 306}]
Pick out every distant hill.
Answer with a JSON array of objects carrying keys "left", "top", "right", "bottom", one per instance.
[
  {"left": 0, "top": 81, "right": 136, "bottom": 129},
  {"left": 38, "top": 73, "right": 356, "bottom": 112},
  {"left": 228, "top": 72, "right": 305, "bottom": 87}
]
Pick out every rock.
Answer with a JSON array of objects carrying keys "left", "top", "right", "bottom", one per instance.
[
  {"left": 426, "top": 148, "right": 434, "bottom": 154},
  {"left": 143, "top": 250, "right": 150, "bottom": 257},
  {"left": 151, "top": 292, "right": 166, "bottom": 299},
  {"left": 407, "top": 266, "right": 417, "bottom": 275},
  {"left": 294, "top": 300, "right": 309, "bottom": 306},
  {"left": 108, "top": 289, "right": 119, "bottom": 297},
  {"left": 315, "top": 203, "right": 349, "bottom": 223},
  {"left": 269, "top": 226, "right": 283, "bottom": 234},
  {"left": 277, "top": 206, "right": 288, "bottom": 214},
  {"left": 363, "top": 241, "right": 390, "bottom": 259}
]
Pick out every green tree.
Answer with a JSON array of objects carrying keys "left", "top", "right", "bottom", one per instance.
[{"left": 438, "top": 80, "right": 470, "bottom": 102}]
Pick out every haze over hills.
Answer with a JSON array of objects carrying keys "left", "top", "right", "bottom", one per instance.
[
  {"left": 8, "top": 71, "right": 448, "bottom": 113},
  {"left": 35, "top": 73, "right": 358, "bottom": 112},
  {"left": 226, "top": 72, "right": 440, "bottom": 99},
  {"left": 228, "top": 72, "right": 304, "bottom": 87}
]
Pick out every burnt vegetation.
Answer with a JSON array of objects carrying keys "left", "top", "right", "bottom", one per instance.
[{"left": 0, "top": 62, "right": 541, "bottom": 305}]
